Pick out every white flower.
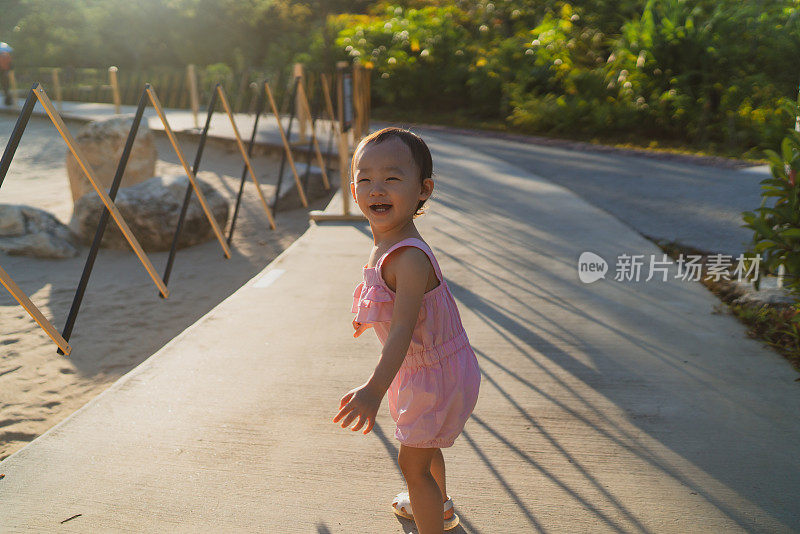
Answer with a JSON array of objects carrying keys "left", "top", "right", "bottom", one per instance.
[
  {"left": 554, "top": 58, "right": 562, "bottom": 65},
  {"left": 532, "top": 39, "right": 540, "bottom": 46},
  {"left": 384, "top": 22, "right": 392, "bottom": 31},
  {"left": 525, "top": 49, "right": 534, "bottom": 56},
  {"left": 623, "top": 81, "right": 632, "bottom": 89},
  {"left": 571, "top": 14, "right": 579, "bottom": 21},
  {"left": 420, "top": 49, "right": 430, "bottom": 57},
  {"left": 388, "top": 57, "right": 397, "bottom": 64},
  {"left": 479, "top": 24, "right": 489, "bottom": 32},
  {"left": 381, "top": 72, "right": 390, "bottom": 79}
]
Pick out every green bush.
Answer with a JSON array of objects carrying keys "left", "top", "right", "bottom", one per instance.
[{"left": 742, "top": 95, "right": 800, "bottom": 297}]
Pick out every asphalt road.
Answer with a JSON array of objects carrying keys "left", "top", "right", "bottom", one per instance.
[{"left": 385, "top": 122, "right": 770, "bottom": 259}]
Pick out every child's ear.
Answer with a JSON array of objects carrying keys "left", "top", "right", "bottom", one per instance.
[
  {"left": 350, "top": 180, "right": 356, "bottom": 201},
  {"left": 420, "top": 177, "right": 434, "bottom": 200}
]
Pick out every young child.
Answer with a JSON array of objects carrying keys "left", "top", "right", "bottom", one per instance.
[{"left": 332, "top": 127, "right": 481, "bottom": 533}]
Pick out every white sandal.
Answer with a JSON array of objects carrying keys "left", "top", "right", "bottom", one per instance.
[{"left": 392, "top": 491, "right": 460, "bottom": 530}]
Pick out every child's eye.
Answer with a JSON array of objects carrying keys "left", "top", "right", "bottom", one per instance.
[{"left": 387, "top": 177, "right": 398, "bottom": 180}]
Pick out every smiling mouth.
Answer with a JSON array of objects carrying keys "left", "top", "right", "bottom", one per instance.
[{"left": 370, "top": 203, "right": 392, "bottom": 213}]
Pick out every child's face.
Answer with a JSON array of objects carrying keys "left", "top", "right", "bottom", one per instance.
[{"left": 350, "top": 137, "right": 432, "bottom": 231}]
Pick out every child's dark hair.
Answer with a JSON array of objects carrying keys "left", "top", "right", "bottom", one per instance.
[{"left": 352, "top": 127, "right": 434, "bottom": 218}]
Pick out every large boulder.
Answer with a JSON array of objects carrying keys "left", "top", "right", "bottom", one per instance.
[
  {"left": 66, "top": 115, "right": 157, "bottom": 203},
  {"left": 0, "top": 204, "right": 80, "bottom": 258},
  {"left": 70, "top": 174, "right": 229, "bottom": 252}
]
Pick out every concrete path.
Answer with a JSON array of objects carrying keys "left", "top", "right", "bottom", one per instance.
[{"left": 1, "top": 127, "right": 798, "bottom": 532}]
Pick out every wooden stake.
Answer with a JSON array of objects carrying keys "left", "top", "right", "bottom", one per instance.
[
  {"left": 264, "top": 81, "right": 308, "bottom": 208},
  {"left": 294, "top": 63, "right": 308, "bottom": 143},
  {"left": 336, "top": 62, "right": 352, "bottom": 216},
  {"left": 108, "top": 66, "right": 121, "bottom": 114},
  {"left": 51, "top": 68, "right": 63, "bottom": 112},
  {"left": 0, "top": 264, "right": 71, "bottom": 355},
  {"left": 363, "top": 64, "right": 372, "bottom": 136},
  {"left": 352, "top": 64, "right": 363, "bottom": 142},
  {"left": 34, "top": 84, "right": 170, "bottom": 298},
  {"left": 187, "top": 64, "right": 199, "bottom": 129},
  {"left": 215, "top": 84, "right": 277, "bottom": 229},
  {"left": 146, "top": 85, "right": 232, "bottom": 258}
]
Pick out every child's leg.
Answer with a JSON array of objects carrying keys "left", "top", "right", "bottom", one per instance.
[
  {"left": 398, "top": 444, "right": 443, "bottom": 534},
  {"left": 430, "top": 448, "right": 447, "bottom": 502}
]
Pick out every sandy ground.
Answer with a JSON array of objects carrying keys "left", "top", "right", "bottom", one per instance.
[{"left": 0, "top": 116, "right": 333, "bottom": 461}]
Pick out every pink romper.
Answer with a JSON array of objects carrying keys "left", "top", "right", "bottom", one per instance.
[{"left": 352, "top": 237, "right": 481, "bottom": 448}]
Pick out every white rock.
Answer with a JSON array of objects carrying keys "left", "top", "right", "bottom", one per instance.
[
  {"left": 0, "top": 204, "right": 79, "bottom": 258},
  {"left": 66, "top": 115, "right": 157, "bottom": 204},
  {"left": 70, "top": 174, "right": 229, "bottom": 252}
]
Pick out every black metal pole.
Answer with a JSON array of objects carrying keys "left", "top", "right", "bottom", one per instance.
[
  {"left": 271, "top": 76, "right": 299, "bottom": 213},
  {"left": 227, "top": 80, "right": 266, "bottom": 245},
  {"left": 57, "top": 87, "right": 149, "bottom": 354},
  {"left": 324, "top": 78, "right": 335, "bottom": 178},
  {"left": 301, "top": 84, "right": 322, "bottom": 192},
  {"left": 0, "top": 84, "right": 38, "bottom": 189},
  {"left": 160, "top": 84, "right": 220, "bottom": 291}
]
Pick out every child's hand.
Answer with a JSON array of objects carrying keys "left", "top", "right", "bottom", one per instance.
[
  {"left": 333, "top": 382, "right": 382, "bottom": 435},
  {"left": 352, "top": 318, "right": 372, "bottom": 338}
]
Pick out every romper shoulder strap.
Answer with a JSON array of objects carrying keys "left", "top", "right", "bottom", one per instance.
[{"left": 376, "top": 238, "right": 443, "bottom": 283}]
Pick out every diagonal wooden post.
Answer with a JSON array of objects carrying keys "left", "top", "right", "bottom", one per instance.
[
  {"left": 0, "top": 264, "right": 71, "bottom": 355},
  {"left": 145, "top": 84, "right": 232, "bottom": 259},
  {"left": 215, "top": 84, "right": 277, "bottom": 229},
  {"left": 264, "top": 81, "right": 308, "bottom": 208},
  {"left": 34, "top": 84, "right": 170, "bottom": 298}
]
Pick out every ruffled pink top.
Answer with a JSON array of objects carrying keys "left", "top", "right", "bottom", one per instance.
[
  {"left": 351, "top": 237, "right": 481, "bottom": 448},
  {"left": 351, "top": 238, "right": 472, "bottom": 369}
]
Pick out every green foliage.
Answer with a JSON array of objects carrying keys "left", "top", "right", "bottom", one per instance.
[
  {"left": 742, "top": 93, "right": 800, "bottom": 297},
  {"left": 2, "top": 0, "right": 800, "bottom": 157},
  {"left": 331, "top": 5, "right": 475, "bottom": 111}
]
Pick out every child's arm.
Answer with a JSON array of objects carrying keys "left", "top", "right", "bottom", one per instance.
[
  {"left": 334, "top": 247, "right": 431, "bottom": 434},
  {"left": 366, "top": 247, "right": 430, "bottom": 393}
]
